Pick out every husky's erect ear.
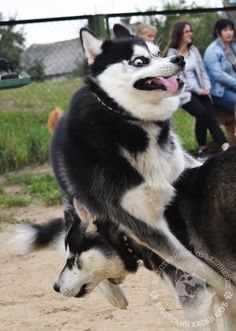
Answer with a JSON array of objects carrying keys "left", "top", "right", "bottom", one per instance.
[
  {"left": 80, "top": 28, "right": 103, "bottom": 65},
  {"left": 73, "top": 198, "right": 97, "bottom": 234},
  {"left": 113, "top": 24, "right": 133, "bottom": 38}
]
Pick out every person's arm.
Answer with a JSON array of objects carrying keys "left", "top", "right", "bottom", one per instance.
[
  {"left": 204, "top": 48, "right": 236, "bottom": 90},
  {"left": 195, "top": 47, "right": 211, "bottom": 90},
  {"left": 183, "top": 78, "right": 202, "bottom": 94}
]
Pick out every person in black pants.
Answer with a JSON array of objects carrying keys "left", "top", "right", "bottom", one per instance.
[
  {"left": 182, "top": 93, "right": 228, "bottom": 153},
  {"left": 163, "top": 21, "right": 230, "bottom": 161}
]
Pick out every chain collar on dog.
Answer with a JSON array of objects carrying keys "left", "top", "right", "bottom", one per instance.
[
  {"left": 92, "top": 92, "right": 140, "bottom": 122},
  {"left": 92, "top": 92, "right": 116, "bottom": 112},
  {"left": 87, "top": 77, "right": 140, "bottom": 121}
]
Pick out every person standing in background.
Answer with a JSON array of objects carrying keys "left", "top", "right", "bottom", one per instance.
[
  {"left": 204, "top": 19, "right": 236, "bottom": 116},
  {"left": 136, "top": 23, "right": 157, "bottom": 42},
  {"left": 163, "top": 21, "right": 230, "bottom": 161}
]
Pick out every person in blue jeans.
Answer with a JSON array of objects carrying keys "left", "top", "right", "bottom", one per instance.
[
  {"left": 163, "top": 21, "right": 230, "bottom": 161},
  {"left": 204, "top": 19, "right": 236, "bottom": 116}
]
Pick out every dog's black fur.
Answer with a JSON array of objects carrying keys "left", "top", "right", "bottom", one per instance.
[
  {"left": 46, "top": 27, "right": 236, "bottom": 308},
  {"left": 29, "top": 147, "right": 236, "bottom": 279},
  {"left": 13, "top": 25, "right": 236, "bottom": 328},
  {"left": 170, "top": 147, "right": 236, "bottom": 271},
  {"left": 16, "top": 148, "right": 236, "bottom": 327}
]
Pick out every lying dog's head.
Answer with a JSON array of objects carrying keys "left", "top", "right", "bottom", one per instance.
[
  {"left": 53, "top": 204, "right": 139, "bottom": 299},
  {"left": 80, "top": 24, "right": 185, "bottom": 121}
]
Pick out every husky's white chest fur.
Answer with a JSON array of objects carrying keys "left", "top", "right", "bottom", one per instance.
[
  {"left": 120, "top": 122, "right": 185, "bottom": 185},
  {"left": 120, "top": 122, "right": 185, "bottom": 225}
]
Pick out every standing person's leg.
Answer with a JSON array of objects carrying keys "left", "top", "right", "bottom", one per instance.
[
  {"left": 197, "top": 95, "right": 229, "bottom": 150},
  {"left": 182, "top": 93, "right": 208, "bottom": 149}
]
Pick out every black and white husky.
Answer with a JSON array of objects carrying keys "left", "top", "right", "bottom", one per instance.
[
  {"left": 14, "top": 24, "right": 236, "bottom": 328},
  {"left": 15, "top": 148, "right": 236, "bottom": 329}
]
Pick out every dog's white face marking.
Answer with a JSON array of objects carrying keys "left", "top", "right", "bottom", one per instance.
[
  {"left": 129, "top": 44, "right": 180, "bottom": 81},
  {"left": 97, "top": 44, "right": 181, "bottom": 121},
  {"left": 81, "top": 29, "right": 183, "bottom": 121},
  {"left": 54, "top": 247, "right": 127, "bottom": 298},
  {"left": 146, "top": 41, "right": 160, "bottom": 55}
]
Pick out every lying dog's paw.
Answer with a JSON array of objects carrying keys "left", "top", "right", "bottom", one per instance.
[{"left": 98, "top": 280, "right": 128, "bottom": 310}]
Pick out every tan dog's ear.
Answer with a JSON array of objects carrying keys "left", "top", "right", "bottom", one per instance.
[
  {"left": 73, "top": 198, "right": 97, "bottom": 234},
  {"left": 48, "top": 107, "right": 63, "bottom": 133}
]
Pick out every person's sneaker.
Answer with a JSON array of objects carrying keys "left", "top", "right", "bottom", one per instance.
[
  {"left": 221, "top": 142, "right": 230, "bottom": 151},
  {"left": 195, "top": 149, "right": 210, "bottom": 163}
]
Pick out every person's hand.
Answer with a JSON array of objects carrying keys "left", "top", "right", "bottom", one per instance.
[{"left": 199, "top": 88, "right": 210, "bottom": 96}]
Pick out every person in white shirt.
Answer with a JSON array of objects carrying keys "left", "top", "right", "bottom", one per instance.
[{"left": 163, "top": 21, "right": 230, "bottom": 161}]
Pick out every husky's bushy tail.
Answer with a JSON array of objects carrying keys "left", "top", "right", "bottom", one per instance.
[{"left": 12, "top": 218, "right": 65, "bottom": 254}]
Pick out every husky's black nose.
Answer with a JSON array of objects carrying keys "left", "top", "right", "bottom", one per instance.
[
  {"left": 170, "top": 55, "right": 185, "bottom": 68},
  {"left": 53, "top": 282, "right": 60, "bottom": 293}
]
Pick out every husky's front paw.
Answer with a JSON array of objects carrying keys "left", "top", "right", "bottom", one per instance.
[{"left": 98, "top": 280, "right": 128, "bottom": 309}]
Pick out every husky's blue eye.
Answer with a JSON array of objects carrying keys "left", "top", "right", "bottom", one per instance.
[{"left": 129, "top": 57, "right": 149, "bottom": 67}]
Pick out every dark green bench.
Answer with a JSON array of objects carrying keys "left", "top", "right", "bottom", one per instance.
[{"left": 0, "top": 77, "right": 31, "bottom": 90}]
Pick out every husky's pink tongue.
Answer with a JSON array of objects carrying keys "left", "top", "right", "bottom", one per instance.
[{"left": 155, "top": 76, "right": 178, "bottom": 92}]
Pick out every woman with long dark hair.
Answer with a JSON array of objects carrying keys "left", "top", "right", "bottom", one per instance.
[
  {"left": 204, "top": 19, "right": 236, "bottom": 115},
  {"left": 163, "top": 21, "right": 229, "bottom": 161}
]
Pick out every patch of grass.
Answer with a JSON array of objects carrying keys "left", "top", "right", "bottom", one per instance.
[
  {"left": 23, "top": 173, "right": 61, "bottom": 206},
  {"left": 0, "top": 195, "right": 31, "bottom": 208},
  {"left": 0, "top": 78, "right": 83, "bottom": 174},
  {"left": 0, "top": 116, "right": 42, "bottom": 173},
  {"left": 173, "top": 109, "right": 196, "bottom": 151},
  {"left": 0, "top": 212, "right": 17, "bottom": 224},
  {"left": 0, "top": 212, "right": 33, "bottom": 229},
  {"left": 1, "top": 78, "right": 82, "bottom": 113},
  {"left": 0, "top": 172, "right": 61, "bottom": 208},
  {"left": 0, "top": 111, "right": 51, "bottom": 173},
  {"left": 0, "top": 77, "right": 199, "bottom": 175}
]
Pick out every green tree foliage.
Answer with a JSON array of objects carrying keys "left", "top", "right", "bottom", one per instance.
[
  {"left": 27, "top": 60, "right": 45, "bottom": 81},
  {"left": 0, "top": 14, "right": 25, "bottom": 71},
  {"left": 189, "top": 11, "right": 222, "bottom": 55}
]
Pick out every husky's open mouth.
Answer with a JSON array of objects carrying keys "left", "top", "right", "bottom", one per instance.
[
  {"left": 134, "top": 75, "right": 184, "bottom": 92},
  {"left": 75, "top": 283, "right": 93, "bottom": 298}
]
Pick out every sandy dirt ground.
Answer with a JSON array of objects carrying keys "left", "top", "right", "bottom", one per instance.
[
  {"left": 0, "top": 202, "right": 226, "bottom": 331},
  {"left": 0, "top": 203, "right": 190, "bottom": 331}
]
